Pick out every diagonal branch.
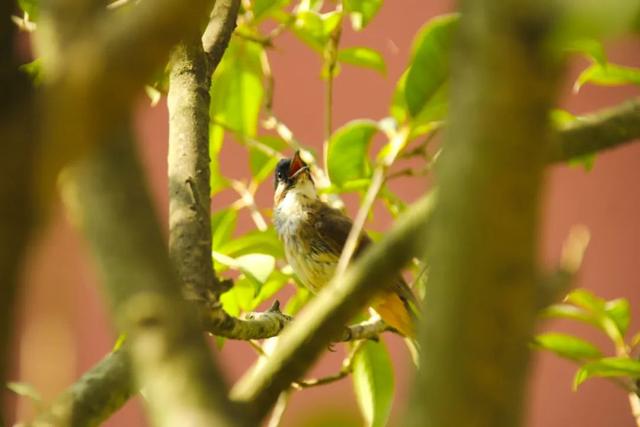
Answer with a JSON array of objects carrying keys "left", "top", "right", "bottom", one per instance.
[
  {"left": 230, "top": 192, "right": 436, "bottom": 421},
  {"left": 551, "top": 98, "right": 640, "bottom": 163}
]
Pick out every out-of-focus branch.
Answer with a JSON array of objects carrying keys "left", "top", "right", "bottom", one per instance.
[
  {"left": 551, "top": 98, "right": 640, "bottom": 163},
  {"left": 28, "top": 350, "right": 133, "bottom": 427},
  {"left": 410, "top": 2, "right": 562, "bottom": 426},
  {"left": 0, "top": 1, "right": 36, "bottom": 423},
  {"left": 36, "top": 0, "right": 218, "bottom": 207},
  {"left": 202, "top": 0, "right": 241, "bottom": 71},
  {"left": 60, "top": 127, "right": 242, "bottom": 427},
  {"left": 230, "top": 193, "right": 436, "bottom": 421}
]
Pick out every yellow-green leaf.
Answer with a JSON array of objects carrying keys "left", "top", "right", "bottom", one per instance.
[
  {"left": 352, "top": 340, "right": 394, "bottom": 427},
  {"left": 338, "top": 47, "right": 386, "bottom": 74}
]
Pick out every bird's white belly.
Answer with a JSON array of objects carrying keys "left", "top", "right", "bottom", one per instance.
[{"left": 284, "top": 237, "right": 336, "bottom": 293}]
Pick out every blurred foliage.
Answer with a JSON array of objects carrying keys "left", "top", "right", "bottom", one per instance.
[
  {"left": 11, "top": 0, "right": 640, "bottom": 423},
  {"left": 536, "top": 289, "right": 640, "bottom": 391}
]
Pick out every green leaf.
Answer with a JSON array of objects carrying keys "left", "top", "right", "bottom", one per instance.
[
  {"left": 211, "top": 208, "right": 238, "bottom": 251},
  {"left": 566, "top": 289, "right": 606, "bottom": 312},
  {"left": 337, "top": 47, "right": 386, "bottom": 74},
  {"left": 327, "top": 120, "right": 379, "bottom": 187},
  {"left": 604, "top": 298, "right": 631, "bottom": 337},
  {"left": 292, "top": 10, "right": 342, "bottom": 51},
  {"left": 404, "top": 14, "right": 458, "bottom": 118},
  {"left": 574, "top": 357, "right": 640, "bottom": 390},
  {"left": 390, "top": 71, "right": 408, "bottom": 123},
  {"left": 19, "top": 59, "right": 43, "bottom": 85},
  {"left": 284, "top": 286, "right": 312, "bottom": 315},
  {"left": 211, "top": 38, "right": 264, "bottom": 136},
  {"left": 533, "top": 333, "right": 602, "bottom": 361},
  {"left": 541, "top": 303, "right": 598, "bottom": 326},
  {"left": 218, "top": 228, "right": 283, "bottom": 258},
  {"left": 220, "top": 277, "right": 256, "bottom": 314},
  {"left": 210, "top": 121, "right": 229, "bottom": 195},
  {"left": 252, "top": 0, "right": 290, "bottom": 22},
  {"left": 562, "top": 38, "right": 607, "bottom": 66},
  {"left": 344, "top": 0, "right": 383, "bottom": 31},
  {"left": 352, "top": 340, "right": 395, "bottom": 427},
  {"left": 574, "top": 62, "right": 640, "bottom": 92},
  {"left": 235, "top": 253, "right": 276, "bottom": 284},
  {"left": 249, "top": 136, "right": 287, "bottom": 184},
  {"left": 6, "top": 382, "right": 42, "bottom": 404},
  {"left": 253, "top": 270, "right": 291, "bottom": 307},
  {"left": 17, "top": 0, "right": 38, "bottom": 19}
]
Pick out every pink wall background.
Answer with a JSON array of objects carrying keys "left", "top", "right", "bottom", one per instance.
[{"left": 6, "top": 1, "right": 640, "bottom": 426}]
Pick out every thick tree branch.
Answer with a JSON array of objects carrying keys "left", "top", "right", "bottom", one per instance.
[
  {"left": 29, "top": 350, "right": 133, "bottom": 427},
  {"left": 36, "top": 0, "right": 218, "bottom": 206},
  {"left": 60, "top": 127, "right": 242, "bottom": 427},
  {"left": 0, "top": 1, "right": 36, "bottom": 423},
  {"left": 230, "top": 193, "right": 436, "bottom": 421},
  {"left": 409, "top": 2, "right": 562, "bottom": 426},
  {"left": 552, "top": 98, "right": 640, "bottom": 163}
]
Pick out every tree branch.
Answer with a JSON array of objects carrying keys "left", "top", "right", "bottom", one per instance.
[
  {"left": 409, "top": 2, "right": 562, "bottom": 426},
  {"left": 230, "top": 193, "right": 436, "bottom": 421},
  {"left": 0, "top": 2, "right": 36, "bottom": 423},
  {"left": 551, "top": 98, "right": 640, "bottom": 163},
  {"left": 36, "top": 0, "right": 218, "bottom": 206},
  {"left": 29, "top": 350, "right": 133, "bottom": 427},
  {"left": 59, "top": 126, "right": 242, "bottom": 427}
]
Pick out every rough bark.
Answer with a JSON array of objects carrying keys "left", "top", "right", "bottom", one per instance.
[
  {"left": 29, "top": 350, "right": 132, "bottom": 427},
  {"left": 410, "top": 1, "right": 562, "bottom": 426}
]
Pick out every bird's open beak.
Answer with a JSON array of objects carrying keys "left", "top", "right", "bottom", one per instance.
[{"left": 288, "top": 151, "right": 309, "bottom": 180}]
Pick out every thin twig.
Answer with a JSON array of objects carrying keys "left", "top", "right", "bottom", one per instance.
[
  {"left": 230, "top": 180, "right": 268, "bottom": 231},
  {"left": 335, "top": 126, "right": 410, "bottom": 278}
]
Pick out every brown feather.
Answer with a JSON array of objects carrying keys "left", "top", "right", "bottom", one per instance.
[{"left": 307, "top": 202, "right": 419, "bottom": 337}]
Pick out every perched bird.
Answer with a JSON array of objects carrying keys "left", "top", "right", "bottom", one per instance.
[{"left": 272, "top": 151, "right": 419, "bottom": 338}]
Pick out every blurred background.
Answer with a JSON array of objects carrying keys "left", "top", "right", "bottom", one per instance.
[{"left": 6, "top": 0, "right": 640, "bottom": 425}]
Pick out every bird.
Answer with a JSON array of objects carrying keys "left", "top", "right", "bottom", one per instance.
[{"left": 272, "top": 151, "right": 419, "bottom": 339}]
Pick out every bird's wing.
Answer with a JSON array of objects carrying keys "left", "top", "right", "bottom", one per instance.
[{"left": 309, "top": 202, "right": 420, "bottom": 313}]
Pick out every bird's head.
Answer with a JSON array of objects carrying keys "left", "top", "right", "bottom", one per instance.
[{"left": 274, "top": 151, "right": 316, "bottom": 207}]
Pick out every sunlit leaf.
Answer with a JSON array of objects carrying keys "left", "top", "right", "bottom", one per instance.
[
  {"left": 284, "top": 286, "right": 312, "bottom": 315},
  {"left": 253, "top": 270, "right": 291, "bottom": 307},
  {"left": 211, "top": 208, "right": 238, "bottom": 251},
  {"left": 574, "top": 357, "right": 640, "bottom": 390},
  {"left": 344, "top": 0, "right": 383, "bottom": 31},
  {"left": 218, "top": 228, "right": 283, "bottom": 258},
  {"left": 566, "top": 289, "right": 606, "bottom": 312},
  {"left": 563, "top": 38, "right": 607, "bottom": 65},
  {"left": 390, "top": 71, "right": 408, "bottom": 123},
  {"left": 352, "top": 340, "right": 394, "bottom": 427},
  {"left": 235, "top": 253, "right": 276, "bottom": 284},
  {"left": 7, "top": 382, "right": 42, "bottom": 404},
  {"left": 604, "top": 298, "right": 631, "bottom": 337},
  {"left": 17, "top": 0, "right": 38, "bottom": 19},
  {"left": 211, "top": 38, "right": 264, "bottom": 136},
  {"left": 338, "top": 47, "right": 386, "bottom": 74},
  {"left": 327, "top": 120, "right": 379, "bottom": 187},
  {"left": 404, "top": 14, "right": 458, "bottom": 118},
  {"left": 220, "top": 277, "right": 256, "bottom": 314},
  {"left": 574, "top": 62, "right": 640, "bottom": 92},
  {"left": 292, "top": 10, "right": 342, "bottom": 51},
  {"left": 19, "top": 59, "right": 43, "bottom": 85},
  {"left": 252, "top": 0, "right": 290, "bottom": 22},
  {"left": 533, "top": 333, "right": 602, "bottom": 361},
  {"left": 541, "top": 304, "right": 597, "bottom": 326},
  {"left": 249, "top": 136, "right": 287, "bottom": 184},
  {"left": 209, "top": 124, "right": 228, "bottom": 195}
]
